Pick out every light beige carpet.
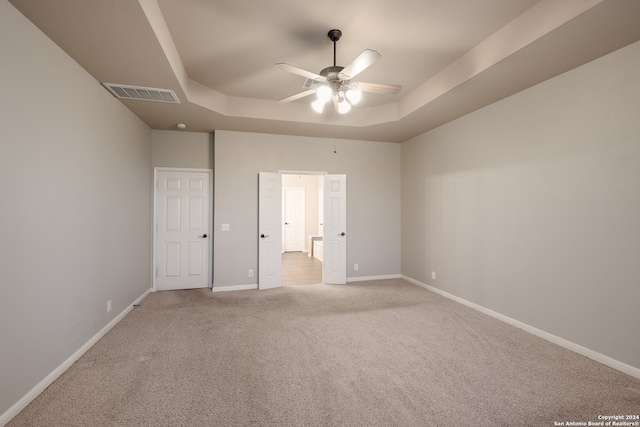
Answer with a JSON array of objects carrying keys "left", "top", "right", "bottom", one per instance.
[{"left": 8, "top": 279, "right": 640, "bottom": 426}]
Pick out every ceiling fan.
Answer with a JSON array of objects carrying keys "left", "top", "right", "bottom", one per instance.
[{"left": 275, "top": 29, "right": 402, "bottom": 114}]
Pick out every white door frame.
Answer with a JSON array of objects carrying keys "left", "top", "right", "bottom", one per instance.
[
  {"left": 257, "top": 170, "right": 347, "bottom": 287},
  {"left": 152, "top": 167, "right": 213, "bottom": 292}
]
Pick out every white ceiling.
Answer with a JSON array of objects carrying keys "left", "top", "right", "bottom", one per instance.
[{"left": 9, "top": 0, "right": 640, "bottom": 142}]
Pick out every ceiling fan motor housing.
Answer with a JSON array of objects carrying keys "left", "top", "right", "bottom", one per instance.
[{"left": 320, "top": 65, "right": 344, "bottom": 81}]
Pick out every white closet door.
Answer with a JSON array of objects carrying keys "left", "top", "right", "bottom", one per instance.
[{"left": 323, "top": 174, "right": 346, "bottom": 284}]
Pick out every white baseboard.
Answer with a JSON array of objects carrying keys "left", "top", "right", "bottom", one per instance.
[
  {"left": 401, "top": 275, "right": 640, "bottom": 380},
  {"left": 209, "top": 275, "right": 402, "bottom": 290},
  {"left": 347, "top": 274, "right": 402, "bottom": 283},
  {"left": 211, "top": 284, "right": 258, "bottom": 293},
  {"left": 0, "top": 289, "right": 151, "bottom": 426},
  {"left": 210, "top": 276, "right": 404, "bottom": 290}
]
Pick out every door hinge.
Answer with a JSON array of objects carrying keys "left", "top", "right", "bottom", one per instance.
[{"left": 155, "top": 268, "right": 159, "bottom": 277}]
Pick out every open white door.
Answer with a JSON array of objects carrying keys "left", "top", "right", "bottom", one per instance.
[
  {"left": 323, "top": 174, "right": 347, "bottom": 284},
  {"left": 258, "top": 172, "right": 282, "bottom": 290}
]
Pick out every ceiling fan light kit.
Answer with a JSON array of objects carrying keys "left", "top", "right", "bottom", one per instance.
[
  {"left": 275, "top": 29, "right": 401, "bottom": 114},
  {"left": 316, "top": 85, "right": 332, "bottom": 102}
]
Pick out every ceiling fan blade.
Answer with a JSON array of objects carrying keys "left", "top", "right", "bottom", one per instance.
[
  {"left": 278, "top": 89, "right": 317, "bottom": 103},
  {"left": 274, "top": 63, "right": 325, "bottom": 81},
  {"left": 351, "top": 81, "right": 402, "bottom": 94},
  {"left": 339, "top": 49, "right": 381, "bottom": 80}
]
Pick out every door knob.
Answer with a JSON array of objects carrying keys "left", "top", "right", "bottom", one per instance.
[
  {"left": 260, "top": 234, "right": 270, "bottom": 238},
  {"left": 198, "top": 234, "right": 208, "bottom": 238},
  {"left": 339, "top": 232, "right": 346, "bottom": 236}
]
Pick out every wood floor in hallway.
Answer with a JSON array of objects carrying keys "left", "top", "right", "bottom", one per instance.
[{"left": 282, "top": 251, "right": 322, "bottom": 286}]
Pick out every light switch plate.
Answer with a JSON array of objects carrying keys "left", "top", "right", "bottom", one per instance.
[{"left": 221, "top": 224, "right": 230, "bottom": 231}]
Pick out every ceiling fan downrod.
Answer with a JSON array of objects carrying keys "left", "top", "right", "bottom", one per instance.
[{"left": 328, "top": 29, "right": 342, "bottom": 67}]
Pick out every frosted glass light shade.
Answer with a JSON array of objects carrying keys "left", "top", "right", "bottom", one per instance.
[
  {"left": 311, "top": 99, "right": 326, "bottom": 113},
  {"left": 316, "top": 85, "right": 332, "bottom": 102},
  {"left": 346, "top": 89, "right": 362, "bottom": 105},
  {"left": 337, "top": 100, "right": 351, "bottom": 114}
]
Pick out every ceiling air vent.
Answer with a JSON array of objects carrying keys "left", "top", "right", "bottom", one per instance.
[{"left": 102, "top": 83, "right": 180, "bottom": 104}]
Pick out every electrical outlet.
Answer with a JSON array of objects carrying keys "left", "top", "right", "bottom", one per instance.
[
  {"left": 354, "top": 264, "right": 359, "bottom": 271},
  {"left": 107, "top": 300, "right": 112, "bottom": 313},
  {"left": 248, "top": 269, "right": 254, "bottom": 277},
  {"left": 432, "top": 271, "right": 436, "bottom": 280}
]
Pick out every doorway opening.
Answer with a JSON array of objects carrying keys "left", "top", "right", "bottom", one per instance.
[
  {"left": 281, "top": 173, "right": 324, "bottom": 286},
  {"left": 258, "top": 171, "right": 345, "bottom": 290}
]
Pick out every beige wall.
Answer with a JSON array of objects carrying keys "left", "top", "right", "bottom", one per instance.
[
  {"left": 0, "top": 0, "right": 152, "bottom": 418},
  {"left": 152, "top": 130, "right": 213, "bottom": 169},
  {"left": 401, "top": 40, "right": 640, "bottom": 370},
  {"left": 214, "top": 131, "right": 401, "bottom": 287}
]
